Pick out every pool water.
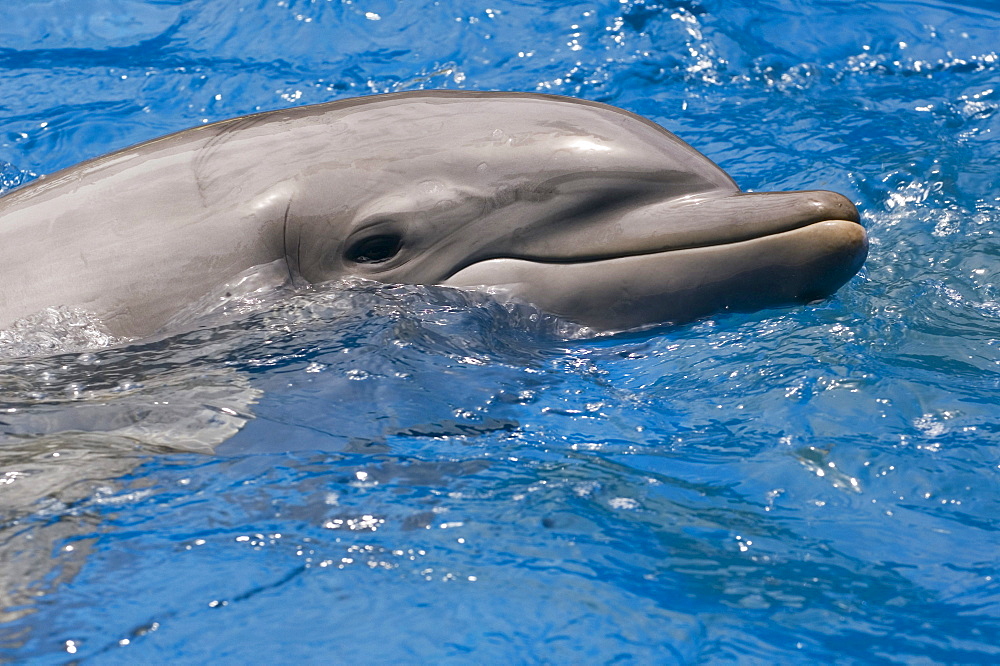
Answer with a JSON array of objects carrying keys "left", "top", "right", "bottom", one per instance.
[{"left": 1, "top": 0, "right": 998, "bottom": 662}]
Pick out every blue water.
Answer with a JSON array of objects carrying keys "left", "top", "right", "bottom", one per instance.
[{"left": 1, "top": 0, "right": 998, "bottom": 662}]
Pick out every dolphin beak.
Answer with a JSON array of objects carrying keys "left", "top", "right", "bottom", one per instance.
[
  {"left": 492, "top": 189, "right": 861, "bottom": 262},
  {"left": 443, "top": 190, "right": 867, "bottom": 330},
  {"left": 662, "top": 189, "right": 861, "bottom": 249}
]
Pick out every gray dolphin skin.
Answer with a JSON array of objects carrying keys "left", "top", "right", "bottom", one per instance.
[{"left": 0, "top": 91, "right": 866, "bottom": 337}]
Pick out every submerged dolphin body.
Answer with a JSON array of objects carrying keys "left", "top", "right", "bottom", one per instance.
[{"left": 0, "top": 91, "right": 866, "bottom": 337}]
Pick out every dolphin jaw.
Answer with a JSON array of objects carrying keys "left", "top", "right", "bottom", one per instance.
[{"left": 442, "top": 219, "right": 868, "bottom": 331}]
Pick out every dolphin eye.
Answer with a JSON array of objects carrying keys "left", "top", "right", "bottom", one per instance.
[{"left": 345, "top": 233, "right": 403, "bottom": 264}]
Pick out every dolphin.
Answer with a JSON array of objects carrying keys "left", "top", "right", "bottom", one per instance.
[{"left": 0, "top": 91, "right": 866, "bottom": 337}]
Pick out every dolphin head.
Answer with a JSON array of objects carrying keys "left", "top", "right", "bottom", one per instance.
[{"left": 285, "top": 92, "right": 866, "bottom": 330}]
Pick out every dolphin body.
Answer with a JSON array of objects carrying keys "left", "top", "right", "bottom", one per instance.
[{"left": 0, "top": 91, "right": 866, "bottom": 337}]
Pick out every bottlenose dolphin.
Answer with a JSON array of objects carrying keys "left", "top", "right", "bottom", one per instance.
[{"left": 0, "top": 91, "right": 866, "bottom": 337}]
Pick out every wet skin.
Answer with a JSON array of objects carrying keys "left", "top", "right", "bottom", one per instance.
[{"left": 0, "top": 91, "right": 866, "bottom": 336}]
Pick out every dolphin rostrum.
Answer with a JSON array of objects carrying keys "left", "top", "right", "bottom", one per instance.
[{"left": 0, "top": 91, "right": 866, "bottom": 337}]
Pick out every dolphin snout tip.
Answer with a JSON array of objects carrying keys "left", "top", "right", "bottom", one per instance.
[
  {"left": 816, "top": 218, "right": 869, "bottom": 274},
  {"left": 804, "top": 190, "right": 860, "bottom": 224}
]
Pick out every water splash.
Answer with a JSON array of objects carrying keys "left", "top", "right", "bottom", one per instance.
[{"left": 0, "top": 307, "right": 123, "bottom": 358}]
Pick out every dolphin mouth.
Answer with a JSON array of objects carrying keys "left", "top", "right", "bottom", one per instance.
[
  {"left": 624, "top": 189, "right": 861, "bottom": 257},
  {"left": 443, "top": 217, "right": 868, "bottom": 330},
  {"left": 459, "top": 189, "right": 861, "bottom": 269}
]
